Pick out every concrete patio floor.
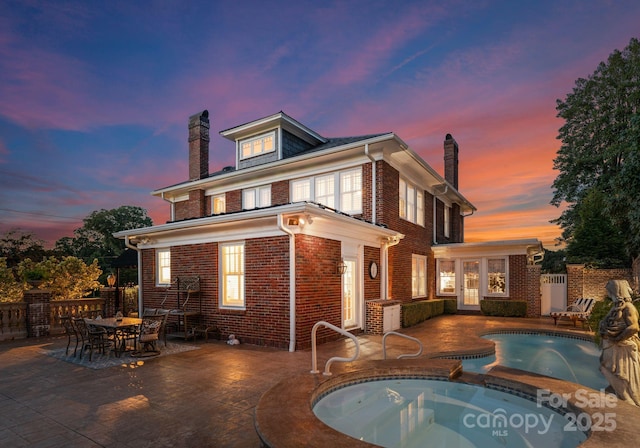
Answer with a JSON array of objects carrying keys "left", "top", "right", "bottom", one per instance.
[{"left": 0, "top": 315, "right": 633, "bottom": 447}]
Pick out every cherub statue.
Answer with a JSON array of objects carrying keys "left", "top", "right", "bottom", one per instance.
[{"left": 599, "top": 279, "right": 640, "bottom": 406}]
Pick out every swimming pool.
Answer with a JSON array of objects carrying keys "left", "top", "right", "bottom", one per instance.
[
  {"left": 462, "top": 332, "right": 607, "bottom": 390},
  {"left": 313, "top": 378, "right": 587, "bottom": 448}
]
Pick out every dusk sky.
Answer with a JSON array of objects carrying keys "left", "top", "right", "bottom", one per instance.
[{"left": 1, "top": 1, "right": 639, "bottom": 250}]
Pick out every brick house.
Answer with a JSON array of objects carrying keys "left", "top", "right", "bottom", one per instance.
[{"left": 114, "top": 110, "right": 543, "bottom": 350}]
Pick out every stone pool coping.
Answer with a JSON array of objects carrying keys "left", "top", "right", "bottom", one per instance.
[{"left": 255, "top": 356, "right": 638, "bottom": 447}]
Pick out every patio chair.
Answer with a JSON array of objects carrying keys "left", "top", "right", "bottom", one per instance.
[
  {"left": 75, "top": 318, "right": 114, "bottom": 361},
  {"left": 60, "top": 316, "right": 79, "bottom": 356},
  {"left": 132, "top": 315, "right": 164, "bottom": 357},
  {"left": 550, "top": 298, "right": 596, "bottom": 330}
]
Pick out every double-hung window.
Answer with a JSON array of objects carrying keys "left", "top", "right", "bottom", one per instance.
[
  {"left": 156, "top": 248, "right": 171, "bottom": 286},
  {"left": 340, "top": 169, "right": 362, "bottom": 214},
  {"left": 220, "top": 242, "right": 245, "bottom": 308},
  {"left": 212, "top": 194, "right": 226, "bottom": 215},
  {"left": 412, "top": 254, "right": 427, "bottom": 298},
  {"left": 399, "top": 177, "right": 424, "bottom": 226},
  {"left": 437, "top": 260, "right": 456, "bottom": 295},
  {"left": 243, "top": 185, "right": 271, "bottom": 210},
  {"left": 291, "top": 179, "right": 311, "bottom": 202},
  {"left": 315, "top": 174, "right": 335, "bottom": 208}
]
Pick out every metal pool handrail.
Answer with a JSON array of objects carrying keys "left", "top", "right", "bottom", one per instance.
[
  {"left": 310, "top": 321, "right": 360, "bottom": 376},
  {"left": 382, "top": 331, "right": 423, "bottom": 359}
]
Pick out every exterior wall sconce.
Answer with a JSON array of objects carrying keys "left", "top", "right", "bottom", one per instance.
[
  {"left": 337, "top": 259, "right": 347, "bottom": 275},
  {"left": 107, "top": 273, "right": 116, "bottom": 287}
]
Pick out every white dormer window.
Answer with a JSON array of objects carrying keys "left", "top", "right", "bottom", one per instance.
[{"left": 240, "top": 131, "right": 275, "bottom": 160}]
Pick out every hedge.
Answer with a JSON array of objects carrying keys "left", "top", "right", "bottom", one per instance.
[
  {"left": 402, "top": 299, "right": 447, "bottom": 328},
  {"left": 480, "top": 299, "right": 527, "bottom": 317}
]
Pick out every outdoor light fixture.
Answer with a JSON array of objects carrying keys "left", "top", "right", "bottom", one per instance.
[
  {"left": 107, "top": 274, "right": 116, "bottom": 287},
  {"left": 337, "top": 259, "right": 347, "bottom": 275}
]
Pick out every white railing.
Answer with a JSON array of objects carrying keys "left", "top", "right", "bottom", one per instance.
[
  {"left": 382, "top": 331, "right": 423, "bottom": 360},
  {"left": 310, "top": 321, "right": 360, "bottom": 376}
]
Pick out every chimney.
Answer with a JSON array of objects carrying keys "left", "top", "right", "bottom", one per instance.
[
  {"left": 188, "top": 110, "right": 210, "bottom": 181},
  {"left": 444, "top": 133, "right": 458, "bottom": 189}
]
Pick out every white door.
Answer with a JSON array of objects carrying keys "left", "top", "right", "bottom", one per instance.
[
  {"left": 342, "top": 259, "right": 360, "bottom": 329},
  {"left": 460, "top": 260, "right": 480, "bottom": 310}
]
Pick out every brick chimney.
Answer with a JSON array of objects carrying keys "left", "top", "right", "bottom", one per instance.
[
  {"left": 444, "top": 134, "right": 458, "bottom": 189},
  {"left": 188, "top": 110, "right": 210, "bottom": 181}
]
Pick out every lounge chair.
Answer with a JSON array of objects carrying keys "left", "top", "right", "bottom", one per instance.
[{"left": 550, "top": 298, "right": 596, "bottom": 330}]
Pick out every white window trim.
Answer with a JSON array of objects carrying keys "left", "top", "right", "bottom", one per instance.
[
  {"left": 243, "top": 185, "right": 271, "bottom": 210},
  {"left": 437, "top": 259, "right": 457, "bottom": 296},
  {"left": 156, "top": 248, "right": 171, "bottom": 286},
  {"left": 399, "top": 177, "right": 424, "bottom": 226},
  {"left": 290, "top": 167, "right": 362, "bottom": 214},
  {"left": 219, "top": 241, "right": 245, "bottom": 309},
  {"left": 485, "top": 257, "right": 509, "bottom": 297},
  {"left": 412, "top": 254, "right": 427, "bottom": 299},
  {"left": 239, "top": 131, "right": 276, "bottom": 160}
]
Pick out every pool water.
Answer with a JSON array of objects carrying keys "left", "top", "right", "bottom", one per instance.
[
  {"left": 313, "top": 378, "right": 587, "bottom": 448},
  {"left": 462, "top": 333, "right": 607, "bottom": 390}
]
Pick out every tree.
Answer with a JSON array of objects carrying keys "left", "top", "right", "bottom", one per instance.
[
  {"left": 565, "top": 189, "right": 628, "bottom": 267},
  {"left": 54, "top": 206, "right": 152, "bottom": 275},
  {"left": 552, "top": 38, "right": 640, "bottom": 277},
  {"left": 0, "top": 230, "right": 47, "bottom": 268}
]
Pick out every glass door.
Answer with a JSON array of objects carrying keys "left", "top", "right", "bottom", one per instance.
[
  {"left": 462, "top": 260, "right": 480, "bottom": 308},
  {"left": 342, "top": 259, "right": 359, "bottom": 329}
]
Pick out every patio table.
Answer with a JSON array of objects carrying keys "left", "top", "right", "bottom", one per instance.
[{"left": 85, "top": 317, "right": 142, "bottom": 357}]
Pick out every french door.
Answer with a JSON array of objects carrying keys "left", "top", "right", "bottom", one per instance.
[
  {"left": 342, "top": 259, "right": 360, "bottom": 329},
  {"left": 460, "top": 260, "right": 480, "bottom": 309}
]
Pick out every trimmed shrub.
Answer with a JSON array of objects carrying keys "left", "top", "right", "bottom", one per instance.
[
  {"left": 443, "top": 298, "right": 457, "bottom": 314},
  {"left": 402, "top": 299, "right": 445, "bottom": 327},
  {"left": 480, "top": 299, "right": 527, "bottom": 317}
]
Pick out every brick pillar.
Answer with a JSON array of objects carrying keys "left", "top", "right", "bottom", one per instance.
[
  {"left": 566, "top": 264, "right": 585, "bottom": 306},
  {"left": 525, "top": 264, "right": 542, "bottom": 317},
  {"left": 24, "top": 289, "right": 51, "bottom": 338},
  {"left": 101, "top": 287, "right": 118, "bottom": 317}
]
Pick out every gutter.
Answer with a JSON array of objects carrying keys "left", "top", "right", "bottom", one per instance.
[
  {"left": 124, "top": 236, "right": 143, "bottom": 316},
  {"left": 277, "top": 214, "right": 297, "bottom": 352}
]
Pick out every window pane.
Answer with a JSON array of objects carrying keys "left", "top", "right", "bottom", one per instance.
[
  {"left": 243, "top": 190, "right": 255, "bottom": 210},
  {"left": 291, "top": 179, "right": 311, "bottom": 202},
  {"left": 259, "top": 186, "right": 271, "bottom": 207},
  {"left": 340, "top": 170, "right": 362, "bottom": 214},
  {"left": 222, "top": 244, "right": 245, "bottom": 307},
  {"left": 263, "top": 134, "right": 274, "bottom": 151},
  {"left": 412, "top": 255, "right": 427, "bottom": 298},
  {"left": 157, "top": 249, "right": 171, "bottom": 285},
  {"left": 241, "top": 142, "right": 252, "bottom": 158},
  {"left": 488, "top": 258, "right": 506, "bottom": 294},
  {"left": 213, "top": 195, "right": 225, "bottom": 214},
  {"left": 315, "top": 175, "right": 335, "bottom": 208},
  {"left": 439, "top": 260, "right": 456, "bottom": 294}
]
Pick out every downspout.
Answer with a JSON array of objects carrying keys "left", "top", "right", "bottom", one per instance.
[
  {"left": 381, "top": 235, "right": 402, "bottom": 300},
  {"left": 278, "top": 214, "right": 297, "bottom": 352},
  {"left": 364, "top": 144, "right": 376, "bottom": 224},
  {"left": 124, "top": 236, "right": 143, "bottom": 316},
  {"left": 161, "top": 192, "right": 175, "bottom": 221}
]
